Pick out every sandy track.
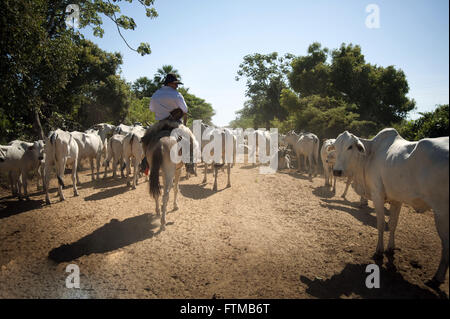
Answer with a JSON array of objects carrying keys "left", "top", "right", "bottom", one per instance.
[{"left": 0, "top": 164, "right": 448, "bottom": 298}]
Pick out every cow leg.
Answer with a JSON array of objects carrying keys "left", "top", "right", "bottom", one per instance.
[
  {"left": 37, "top": 164, "right": 43, "bottom": 191},
  {"left": 203, "top": 163, "right": 208, "bottom": 183},
  {"left": 56, "top": 160, "right": 66, "bottom": 201},
  {"left": 132, "top": 157, "right": 138, "bottom": 189},
  {"left": 307, "top": 154, "right": 313, "bottom": 181},
  {"left": 96, "top": 154, "right": 101, "bottom": 180},
  {"left": 120, "top": 157, "right": 125, "bottom": 178},
  {"left": 372, "top": 193, "right": 386, "bottom": 258},
  {"left": 341, "top": 176, "right": 353, "bottom": 199},
  {"left": 296, "top": 152, "right": 301, "bottom": 172},
  {"left": 332, "top": 173, "right": 337, "bottom": 194},
  {"left": 431, "top": 205, "right": 449, "bottom": 284},
  {"left": 72, "top": 159, "right": 79, "bottom": 197},
  {"left": 173, "top": 166, "right": 181, "bottom": 211},
  {"left": 360, "top": 197, "right": 369, "bottom": 207},
  {"left": 13, "top": 172, "right": 23, "bottom": 199},
  {"left": 213, "top": 164, "right": 218, "bottom": 191},
  {"left": 103, "top": 159, "right": 108, "bottom": 179},
  {"left": 44, "top": 163, "right": 51, "bottom": 205},
  {"left": 21, "top": 171, "right": 29, "bottom": 200},
  {"left": 90, "top": 157, "right": 95, "bottom": 181},
  {"left": 387, "top": 200, "right": 402, "bottom": 252},
  {"left": 323, "top": 165, "right": 329, "bottom": 187},
  {"left": 111, "top": 156, "right": 117, "bottom": 178},
  {"left": 124, "top": 157, "right": 131, "bottom": 187},
  {"left": 226, "top": 163, "right": 231, "bottom": 188},
  {"left": 76, "top": 165, "right": 81, "bottom": 185}
]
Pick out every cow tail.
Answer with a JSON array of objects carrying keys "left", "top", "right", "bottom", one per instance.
[
  {"left": 130, "top": 134, "right": 135, "bottom": 154},
  {"left": 149, "top": 144, "right": 163, "bottom": 199}
]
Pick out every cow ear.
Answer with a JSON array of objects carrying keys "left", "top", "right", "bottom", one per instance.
[{"left": 356, "top": 141, "right": 365, "bottom": 153}]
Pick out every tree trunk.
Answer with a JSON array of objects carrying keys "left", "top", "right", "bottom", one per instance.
[{"left": 34, "top": 108, "right": 45, "bottom": 140}]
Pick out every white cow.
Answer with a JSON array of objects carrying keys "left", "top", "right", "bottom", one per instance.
[
  {"left": 104, "top": 134, "right": 126, "bottom": 179},
  {"left": 332, "top": 128, "right": 449, "bottom": 285},
  {"left": 122, "top": 126, "right": 146, "bottom": 189},
  {"left": 90, "top": 123, "right": 116, "bottom": 157},
  {"left": 285, "top": 131, "right": 319, "bottom": 180},
  {"left": 114, "top": 124, "right": 135, "bottom": 136},
  {"left": 43, "top": 129, "right": 79, "bottom": 204},
  {"left": 71, "top": 131, "right": 104, "bottom": 182},
  {"left": 321, "top": 139, "right": 336, "bottom": 191},
  {"left": 200, "top": 123, "right": 236, "bottom": 191},
  {"left": 0, "top": 140, "right": 44, "bottom": 198}
]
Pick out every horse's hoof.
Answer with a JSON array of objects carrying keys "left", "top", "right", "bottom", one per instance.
[
  {"left": 373, "top": 251, "right": 383, "bottom": 260},
  {"left": 425, "top": 278, "right": 442, "bottom": 290}
]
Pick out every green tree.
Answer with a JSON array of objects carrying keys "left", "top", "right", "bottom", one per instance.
[
  {"left": 236, "top": 52, "right": 294, "bottom": 128},
  {"left": 0, "top": 0, "right": 158, "bottom": 143},
  {"left": 287, "top": 42, "right": 416, "bottom": 129},
  {"left": 288, "top": 42, "right": 331, "bottom": 97},
  {"left": 278, "top": 90, "right": 376, "bottom": 139},
  {"left": 125, "top": 97, "right": 155, "bottom": 125},
  {"left": 395, "top": 104, "right": 449, "bottom": 140},
  {"left": 329, "top": 43, "right": 415, "bottom": 126},
  {"left": 178, "top": 88, "right": 215, "bottom": 126},
  {"left": 153, "top": 65, "right": 181, "bottom": 87},
  {"left": 132, "top": 76, "right": 158, "bottom": 98}
]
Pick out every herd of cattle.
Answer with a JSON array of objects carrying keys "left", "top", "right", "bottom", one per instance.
[{"left": 0, "top": 122, "right": 448, "bottom": 287}]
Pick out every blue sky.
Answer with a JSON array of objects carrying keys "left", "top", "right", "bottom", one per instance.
[{"left": 81, "top": 0, "right": 449, "bottom": 127}]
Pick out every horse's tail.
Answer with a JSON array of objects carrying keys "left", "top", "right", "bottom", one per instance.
[{"left": 149, "top": 143, "right": 163, "bottom": 199}]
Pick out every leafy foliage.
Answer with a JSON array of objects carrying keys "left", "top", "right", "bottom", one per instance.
[
  {"left": 233, "top": 43, "right": 418, "bottom": 139},
  {"left": 395, "top": 104, "right": 449, "bottom": 140}
]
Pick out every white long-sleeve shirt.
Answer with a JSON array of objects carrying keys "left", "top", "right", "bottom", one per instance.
[{"left": 149, "top": 86, "right": 188, "bottom": 120}]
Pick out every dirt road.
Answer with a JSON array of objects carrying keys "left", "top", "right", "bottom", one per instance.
[{"left": 0, "top": 164, "right": 448, "bottom": 298}]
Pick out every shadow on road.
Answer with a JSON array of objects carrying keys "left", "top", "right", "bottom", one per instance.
[
  {"left": 321, "top": 198, "right": 384, "bottom": 230},
  {"left": 300, "top": 263, "right": 445, "bottom": 299},
  {"left": 179, "top": 183, "right": 226, "bottom": 199},
  {"left": 312, "top": 186, "right": 335, "bottom": 198},
  {"left": 84, "top": 185, "right": 129, "bottom": 201},
  {"left": 0, "top": 198, "right": 44, "bottom": 219},
  {"left": 48, "top": 213, "right": 161, "bottom": 263},
  {"left": 277, "top": 170, "right": 312, "bottom": 181}
]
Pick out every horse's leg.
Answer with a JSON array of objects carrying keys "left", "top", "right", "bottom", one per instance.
[
  {"left": 160, "top": 165, "right": 175, "bottom": 231},
  {"left": 173, "top": 165, "right": 182, "bottom": 211}
]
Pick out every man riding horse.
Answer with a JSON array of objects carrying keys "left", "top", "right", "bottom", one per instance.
[{"left": 141, "top": 73, "right": 196, "bottom": 174}]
